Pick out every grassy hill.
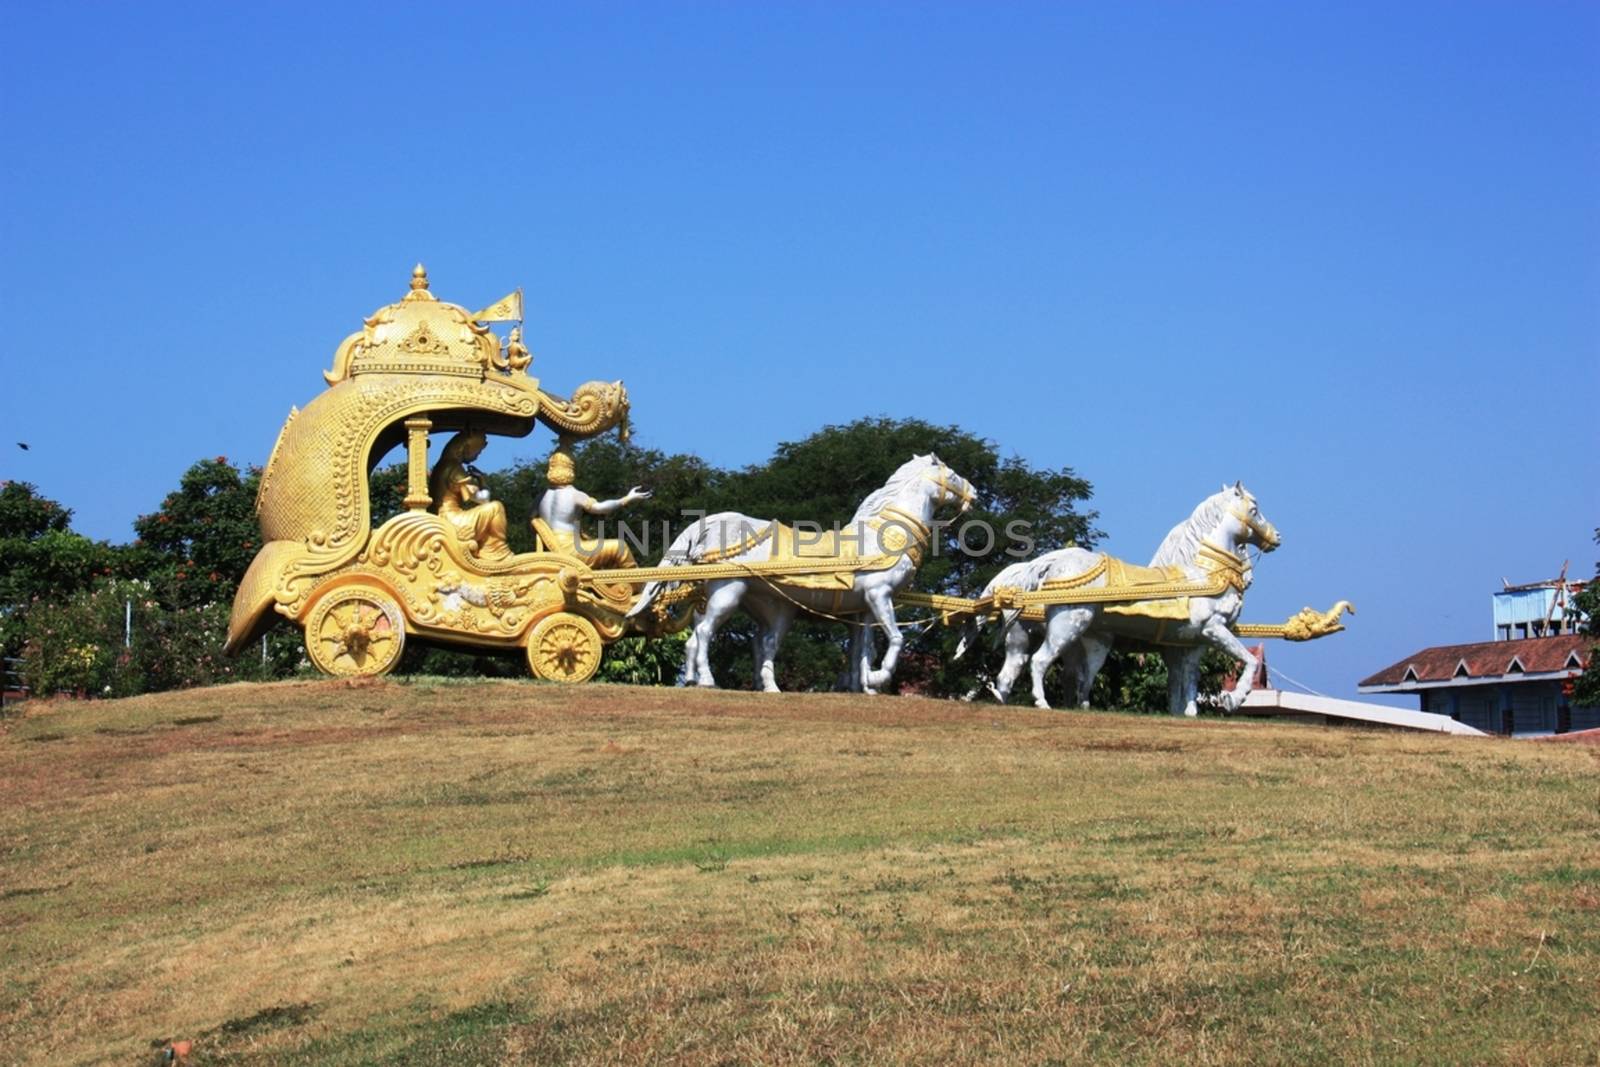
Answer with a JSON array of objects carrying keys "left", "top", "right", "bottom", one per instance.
[{"left": 2, "top": 680, "right": 1596, "bottom": 1065}]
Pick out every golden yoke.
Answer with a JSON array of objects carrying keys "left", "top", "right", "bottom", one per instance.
[{"left": 224, "top": 266, "right": 633, "bottom": 680}]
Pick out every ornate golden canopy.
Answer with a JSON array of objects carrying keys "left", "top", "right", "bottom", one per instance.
[{"left": 321, "top": 264, "right": 520, "bottom": 388}]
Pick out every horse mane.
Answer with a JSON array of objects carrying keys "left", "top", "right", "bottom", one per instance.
[
  {"left": 1149, "top": 490, "right": 1230, "bottom": 566},
  {"left": 850, "top": 456, "right": 933, "bottom": 522}
]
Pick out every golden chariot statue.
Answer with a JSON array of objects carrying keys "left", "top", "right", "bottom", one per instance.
[{"left": 224, "top": 266, "right": 649, "bottom": 682}]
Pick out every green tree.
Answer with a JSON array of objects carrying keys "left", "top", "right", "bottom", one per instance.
[
  {"left": 368, "top": 462, "right": 409, "bottom": 529},
  {"left": 716, "top": 415, "right": 1098, "bottom": 585},
  {"left": 130, "top": 457, "right": 263, "bottom": 608},
  {"left": 1568, "top": 528, "right": 1599, "bottom": 709},
  {"left": 0, "top": 481, "right": 118, "bottom": 659}
]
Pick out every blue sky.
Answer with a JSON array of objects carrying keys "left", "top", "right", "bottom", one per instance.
[{"left": 2, "top": 2, "right": 1595, "bottom": 699}]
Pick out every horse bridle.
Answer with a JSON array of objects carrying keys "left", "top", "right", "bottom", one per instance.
[
  {"left": 925, "top": 465, "right": 974, "bottom": 507},
  {"left": 1229, "top": 497, "right": 1279, "bottom": 549}
]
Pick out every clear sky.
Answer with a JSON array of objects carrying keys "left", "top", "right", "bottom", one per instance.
[{"left": 2, "top": 2, "right": 1596, "bottom": 700}]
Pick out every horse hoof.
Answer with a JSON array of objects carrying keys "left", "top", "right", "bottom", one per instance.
[
  {"left": 762, "top": 685, "right": 781, "bottom": 694},
  {"left": 696, "top": 679, "right": 717, "bottom": 689},
  {"left": 1034, "top": 700, "right": 1051, "bottom": 710}
]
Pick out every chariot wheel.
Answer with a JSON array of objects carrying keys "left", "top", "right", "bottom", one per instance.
[
  {"left": 304, "top": 585, "right": 406, "bottom": 677},
  {"left": 526, "top": 612, "right": 603, "bottom": 684}
]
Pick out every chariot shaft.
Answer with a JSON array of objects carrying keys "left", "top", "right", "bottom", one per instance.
[
  {"left": 889, "top": 590, "right": 1349, "bottom": 641},
  {"left": 584, "top": 554, "right": 900, "bottom": 587}
]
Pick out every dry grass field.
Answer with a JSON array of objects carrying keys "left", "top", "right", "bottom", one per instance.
[{"left": 1, "top": 679, "right": 1597, "bottom": 1066}]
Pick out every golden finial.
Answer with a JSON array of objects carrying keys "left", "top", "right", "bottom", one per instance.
[{"left": 405, "top": 263, "right": 434, "bottom": 301}]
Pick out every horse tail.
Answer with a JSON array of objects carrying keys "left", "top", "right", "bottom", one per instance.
[
  {"left": 957, "top": 553, "right": 1057, "bottom": 658},
  {"left": 953, "top": 617, "right": 983, "bottom": 660}
]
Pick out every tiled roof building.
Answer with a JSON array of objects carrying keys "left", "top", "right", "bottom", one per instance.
[{"left": 1359, "top": 581, "right": 1595, "bottom": 735}]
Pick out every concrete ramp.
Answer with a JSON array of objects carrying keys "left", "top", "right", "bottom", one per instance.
[{"left": 1239, "top": 690, "right": 1488, "bottom": 736}]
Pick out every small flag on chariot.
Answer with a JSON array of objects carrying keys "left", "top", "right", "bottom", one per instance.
[{"left": 472, "top": 288, "right": 523, "bottom": 323}]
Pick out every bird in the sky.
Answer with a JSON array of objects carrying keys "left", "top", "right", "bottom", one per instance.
[{"left": 16, "top": 442, "right": 28, "bottom": 450}]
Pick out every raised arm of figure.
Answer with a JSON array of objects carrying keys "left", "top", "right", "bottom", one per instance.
[{"left": 582, "top": 486, "right": 652, "bottom": 517}]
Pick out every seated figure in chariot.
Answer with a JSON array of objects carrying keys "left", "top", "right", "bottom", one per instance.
[
  {"left": 429, "top": 430, "right": 514, "bottom": 562},
  {"left": 536, "top": 444, "right": 651, "bottom": 569}
]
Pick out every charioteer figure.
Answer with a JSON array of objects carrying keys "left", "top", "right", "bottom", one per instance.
[{"left": 536, "top": 442, "right": 650, "bottom": 568}]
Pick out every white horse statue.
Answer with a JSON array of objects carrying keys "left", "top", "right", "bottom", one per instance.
[
  {"left": 629, "top": 454, "right": 975, "bottom": 692},
  {"left": 960, "top": 483, "right": 1278, "bottom": 715},
  {"left": 954, "top": 549, "right": 1103, "bottom": 705}
]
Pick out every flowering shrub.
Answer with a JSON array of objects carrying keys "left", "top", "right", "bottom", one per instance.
[
  {"left": 22, "top": 579, "right": 152, "bottom": 697},
  {"left": 21, "top": 578, "right": 305, "bottom": 697},
  {"left": 139, "top": 600, "right": 237, "bottom": 691}
]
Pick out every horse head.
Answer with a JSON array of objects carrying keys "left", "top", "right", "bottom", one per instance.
[
  {"left": 1221, "top": 481, "right": 1280, "bottom": 552},
  {"left": 922, "top": 453, "right": 976, "bottom": 514}
]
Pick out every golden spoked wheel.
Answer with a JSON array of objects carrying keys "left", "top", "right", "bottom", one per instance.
[
  {"left": 526, "top": 612, "right": 602, "bottom": 684},
  {"left": 305, "top": 586, "right": 406, "bottom": 677}
]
